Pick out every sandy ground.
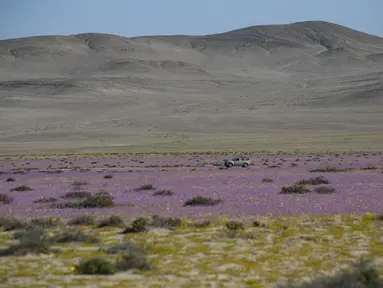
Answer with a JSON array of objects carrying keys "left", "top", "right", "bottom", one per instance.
[{"left": 0, "top": 21, "right": 383, "bottom": 155}]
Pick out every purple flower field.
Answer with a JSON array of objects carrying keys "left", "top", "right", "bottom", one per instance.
[{"left": 1, "top": 152, "right": 382, "bottom": 219}]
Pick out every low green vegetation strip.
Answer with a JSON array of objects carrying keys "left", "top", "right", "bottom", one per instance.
[{"left": 0, "top": 213, "right": 383, "bottom": 287}]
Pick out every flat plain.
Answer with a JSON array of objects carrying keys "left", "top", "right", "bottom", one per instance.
[{"left": 0, "top": 152, "right": 382, "bottom": 287}]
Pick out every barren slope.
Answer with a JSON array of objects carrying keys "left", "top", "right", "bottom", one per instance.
[{"left": 0, "top": 21, "right": 383, "bottom": 154}]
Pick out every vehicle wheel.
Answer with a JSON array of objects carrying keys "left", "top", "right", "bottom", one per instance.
[
  {"left": 242, "top": 163, "right": 249, "bottom": 167},
  {"left": 227, "top": 163, "right": 233, "bottom": 168}
]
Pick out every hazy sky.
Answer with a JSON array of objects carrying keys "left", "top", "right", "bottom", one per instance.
[{"left": 1, "top": 0, "right": 382, "bottom": 40}]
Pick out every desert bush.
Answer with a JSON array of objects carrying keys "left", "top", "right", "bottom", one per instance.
[
  {"left": 280, "top": 184, "right": 311, "bottom": 194},
  {"left": 314, "top": 186, "right": 336, "bottom": 194},
  {"left": 5, "top": 178, "right": 15, "bottom": 182},
  {"left": 72, "top": 180, "right": 88, "bottom": 187},
  {"left": 296, "top": 176, "right": 329, "bottom": 185},
  {"left": 135, "top": 184, "right": 155, "bottom": 191},
  {"left": 150, "top": 215, "right": 182, "bottom": 229},
  {"left": 0, "top": 193, "right": 14, "bottom": 204},
  {"left": 10, "top": 185, "right": 33, "bottom": 192},
  {"left": 309, "top": 167, "right": 349, "bottom": 173},
  {"left": 60, "top": 191, "right": 92, "bottom": 199},
  {"left": 278, "top": 258, "right": 383, "bottom": 288},
  {"left": 28, "top": 217, "right": 60, "bottom": 228},
  {"left": 69, "top": 191, "right": 115, "bottom": 208},
  {"left": 97, "top": 215, "right": 125, "bottom": 228},
  {"left": 0, "top": 228, "right": 53, "bottom": 256},
  {"left": 225, "top": 220, "right": 245, "bottom": 231},
  {"left": 12, "top": 226, "right": 45, "bottom": 240},
  {"left": 183, "top": 195, "right": 222, "bottom": 207},
  {"left": 361, "top": 166, "right": 378, "bottom": 171},
  {"left": 116, "top": 250, "right": 152, "bottom": 271},
  {"left": 33, "top": 196, "right": 57, "bottom": 203},
  {"left": 153, "top": 190, "right": 174, "bottom": 196},
  {"left": 120, "top": 217, "right": 149, "bottom": 234},
  {"left": 0, "top": 217, "right": 26, "bottom": 231},
  {"left": 262, "top": 178, "right": 274, "bottom": 183},
  {"left": 76, "top": 258, "right": 116, "bottom": 275},
  {"left": 131, "top": 217, "right": 149, "bottom": 231},
  {"left": 268, "top": 165, "right": 279, "bottom": 168},
  {"left": 67, "top": 215, "right": 95, "bottom": 226},
  {"left": 51, "top": 228, "right": 99, "bottom": 244}
]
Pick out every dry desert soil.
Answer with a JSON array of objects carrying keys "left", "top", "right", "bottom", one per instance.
[{"left": 0, "top": 20, "right": 383, "bottom": 154}]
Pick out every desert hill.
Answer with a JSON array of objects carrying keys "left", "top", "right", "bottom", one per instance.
[{"left": 0, "top": 21, "right": 382, "bottom": 154}]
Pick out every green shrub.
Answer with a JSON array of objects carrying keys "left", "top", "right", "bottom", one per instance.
[
  {"left": 0, "top": 193, "right": 14, "bottom": 204},
  {"left": 153, "top": 190, "right": 174, "bottom": 196},
  {"left": 70, "top": 191, "right": 115, "bottom": 208},
  {"left": 0, "top": 217, "right": 26, "bottom": 231},
  {"left": 150, "top": 215, "right": 182, "bottom": 229},
  {"left": 10, "top": 185, "right": 33, "bottom": 192},
  {"left": 33, "top": 196, "right": 58, "bottom": 203},
  {"left": 67, "top": 215, "right": 95, "bottom": 226},
  {"left": 131, "top": 217, "right": 149, "bottom": 232},
  {"left": 0, "top": 228, "right": 53, "bottom": 256},
  {"left": 76, "top": 258, "right": 116, "bottom": 275},
  {"left": 225, "top": 220, "right": 245, "bottom": 231},
  {"left": 280, "top": 184, "right": 310, "bottom": 194},
  {"left": 116, "top": 251, "right": 151, "bottom": 271},
  {"left": 135, "top": 184, "right": 155, "bottom": 191},
  {"left": 120, "top": 217, "right": 149, "bottom": 234},
  {"left": 183, "top": 195, "right": 222, "bottom": 207},
  {"left": 51, "top": 228, "right": 99, "bottom": 244},
  {"left": 97, "top": 215, "right": 124, "bottom": 228},
  {"left": 361, "top": 166, "right": 378, "bottom": 171}
]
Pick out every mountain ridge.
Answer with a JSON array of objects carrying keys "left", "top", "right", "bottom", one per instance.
[
  {"left": 1, "top": 20, "right": 383, "bottom": 78},
  {"left": 0, "top": 20, "right": 382, "bottom": 153},
  {"left": 2, "top": 20, "right": 383, "bottom": 40}
]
